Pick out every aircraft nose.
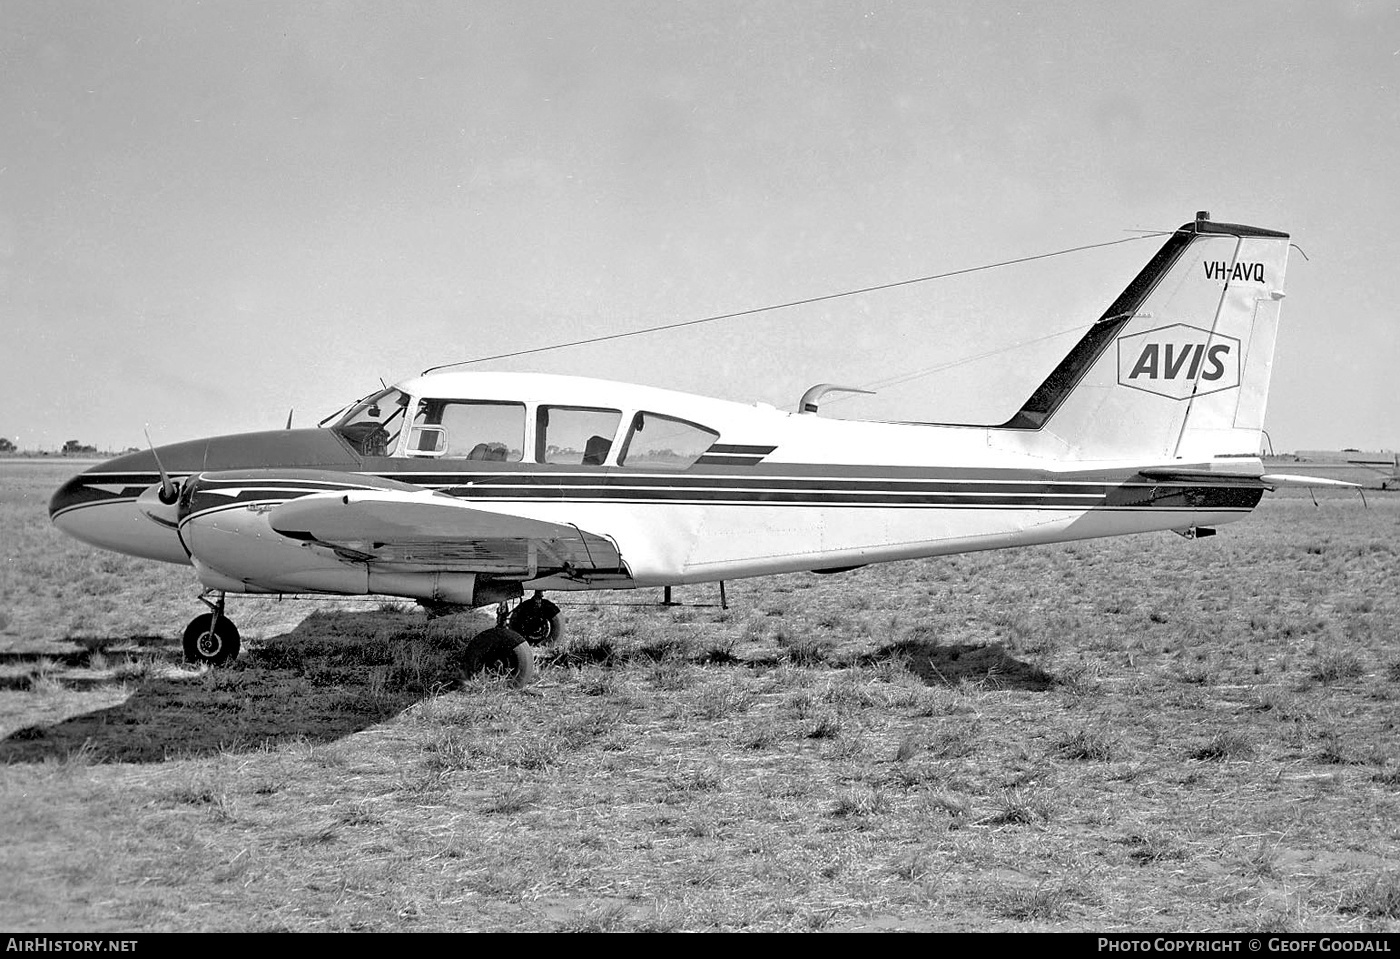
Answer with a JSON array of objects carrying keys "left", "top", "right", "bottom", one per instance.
[
  {"left": 50, "top": 459, "right": 194, "bottom": 565},
  {"left": 49, "top": 445, "right": 170, "bottom": 524},
  {"left": 49, "top": 462, "right": 123, "bottom": 547},
  {"left": 49, "top": 470, "right": 104, "bottom": 521},
  {"left": 49, "top": 456, "right": 149, "bottom": 532}
]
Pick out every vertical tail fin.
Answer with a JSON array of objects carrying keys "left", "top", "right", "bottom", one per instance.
[{"left": 1002, "top": 212, "right": 1291, "bottom": 463}]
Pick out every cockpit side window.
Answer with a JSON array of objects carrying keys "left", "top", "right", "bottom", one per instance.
[
  {"left": 537, "top": 406, "right": 622, "bottom": 465},
  {"left": 409, "top": 400, "right": 525, "bottom": 461},
  {"left": 618, "top": 412, "right": 719, "bottom": 470},
  {"left": 331, "top": 389, "right": 409, "bottom": 457}
]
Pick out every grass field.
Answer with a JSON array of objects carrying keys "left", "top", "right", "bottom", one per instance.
[{"left": 2, "top": 459, "right": 1397, "bottom": 932}]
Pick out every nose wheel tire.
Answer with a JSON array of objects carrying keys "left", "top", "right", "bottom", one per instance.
[{"left": 182, "top": 613, "right": 241, "bottom": 666}]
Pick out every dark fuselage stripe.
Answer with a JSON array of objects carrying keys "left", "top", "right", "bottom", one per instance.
[
  {"left": 178, "top": 497, "right": 1253, "bottom": 529},
  {"left": 694, "top": 455, "right": 768, "bottom": 466},
  {"left": 178, "top": 477, "right": 1260, "bottom": 520},
  {"left": 79, "top": 462, "right": 1260, "bottom": 484},
  {"left": 61, "top": 467, "right": 1266, "bottom": 521}
]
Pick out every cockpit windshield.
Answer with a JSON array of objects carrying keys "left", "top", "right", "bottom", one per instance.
[{"left": 330, "top": 388, "right": 410, "bottom": 456}]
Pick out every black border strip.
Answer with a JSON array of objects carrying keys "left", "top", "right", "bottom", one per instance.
[{"left": 707, "top": 444, "right": 777, "bottom": 454}]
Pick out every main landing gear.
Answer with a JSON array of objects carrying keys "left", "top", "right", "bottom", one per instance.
[
  {"left": 505, "top": 591, "right": 564, "bottom": 646},
  {"left": 183, "top": 591, "right": 241, "bottom": 666},
  {"left": 460, "top": 626, "right": 537, "bottom": 688},
  {"left": 457, "top": 592, "right": 563, "bottom": 688}
]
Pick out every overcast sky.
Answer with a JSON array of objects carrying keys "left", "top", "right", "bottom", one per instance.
[{"left": 2, "top": 0, "right": 1396, "bottom": 452}]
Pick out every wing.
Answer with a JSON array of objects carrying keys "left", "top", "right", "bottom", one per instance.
[{"left": 268, "top": 488, "right": 624, "bottom": 577}]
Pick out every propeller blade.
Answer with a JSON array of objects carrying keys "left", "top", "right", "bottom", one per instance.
[{"left": 144, "top": 428, "right": 179, "bottom": 504}]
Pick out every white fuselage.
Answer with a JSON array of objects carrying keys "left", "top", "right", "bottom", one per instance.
[{"left": 52, "top": 372, "right": 1262, "bottom": 600}]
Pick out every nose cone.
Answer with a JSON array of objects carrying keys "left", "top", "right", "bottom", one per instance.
[
  {"left": 50, "top": 456, "right": 193, "bottom": 565},
  {"left": 49, "top": 428, "right": 357, "bottom": 565},
  {"left": 49, "top": 471, "right": 98, "bottom": 521},
  {"left": 49, "top": 440, "right": 201, "bottom": 533},
  {"left": 49, "top": 454, "right": 157, "bottom": 521}
]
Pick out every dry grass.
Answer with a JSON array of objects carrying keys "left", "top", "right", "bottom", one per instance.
[{"left": 2, "top": 461, "right": 1398, "bottom": 931}]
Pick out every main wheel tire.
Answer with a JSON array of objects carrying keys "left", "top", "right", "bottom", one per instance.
[
  {"left": 507, "top": 602, "right": 564, "bottom": 646},
  {"left": 461, "top": 626, "right": 537, "bottom": 687},
  {"left": 182, "top": 613, "right": 241, "bottom": 666}
]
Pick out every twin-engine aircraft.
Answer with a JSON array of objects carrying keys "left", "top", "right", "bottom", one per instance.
[{"left": 50, "top": 212, "right": 1343, "bottom": 681}]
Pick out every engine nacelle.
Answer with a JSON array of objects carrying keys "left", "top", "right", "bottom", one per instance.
[
  {"left": 177, "top": 470, "right": 502, "bottom": 606},
  {"left": 183, "top": 503, "right": 493, "bottom": 603}
]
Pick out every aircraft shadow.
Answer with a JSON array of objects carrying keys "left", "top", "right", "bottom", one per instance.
[
  {"left": 0, "top": 638, "right": 172, "bottom": 691},
  {"left": 862, "top": 639, "right": 1056, "bottom": 691},
  {"left": 544, "top": 633, "right": 1055, "bottom": 691},
  {"left": 0, "top": 614, "right": 1057, "bottom": 764},
  {"left": 0, "top": 610, "right": 463, "bottom": 765}
]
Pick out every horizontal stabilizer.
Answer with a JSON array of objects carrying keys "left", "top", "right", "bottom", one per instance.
[
  {"left": 1138, "top": 466, "right": 1266, "bottom": 485},
  {"left": 1138, "top": 466, "right": 1359, "bottom": 490},
  {"left": 1259, "top": 473, "right": 1361, "bottom": 490}
]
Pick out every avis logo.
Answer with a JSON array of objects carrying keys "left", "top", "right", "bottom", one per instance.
[{"left": 1116, "top": 324, "right": 1241, "bottom": 400}]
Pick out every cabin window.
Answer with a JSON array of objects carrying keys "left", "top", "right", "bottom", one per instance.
[
  {"left": 332, "top": 389, "right": 410, "bottom": 456},
  {"left": 409, "top": 400, "right": 525, "bottom": 461},
  {"left": 537, "top": 406, "right": 622, "bottom": 465},
  {"left": 618, "top": 412, "right": 719, "bottom": 470}
]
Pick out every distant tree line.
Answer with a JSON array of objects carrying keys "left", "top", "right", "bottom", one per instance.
[{"left": 0, "top": 438, "right": 137, "bottom": 456}]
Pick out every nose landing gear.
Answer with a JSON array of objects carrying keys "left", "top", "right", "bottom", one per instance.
[{"left": 183, "top": 591, "right": 241, "bottom": 666}]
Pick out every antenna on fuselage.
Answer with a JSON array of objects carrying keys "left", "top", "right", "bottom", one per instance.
[{"left": 797, "top": 384, "right": 875, "bottom": 415}]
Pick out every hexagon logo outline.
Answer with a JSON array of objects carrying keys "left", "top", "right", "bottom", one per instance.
[{"left": 1116, "top": 323, "right": 1241, "bottom": 400}]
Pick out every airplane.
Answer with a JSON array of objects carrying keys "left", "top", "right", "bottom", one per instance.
[{"left": 49, "top": 211, "right": 1352, "bottom": 683}]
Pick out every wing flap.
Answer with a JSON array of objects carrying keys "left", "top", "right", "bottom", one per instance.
[{"left": 269, "top": 489, "right": 623, "bottom": 574}]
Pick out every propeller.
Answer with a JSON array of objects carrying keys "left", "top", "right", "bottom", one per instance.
[
  {"left": 136, "top": 429, "right": 184, "bottom": 530},
  {"left": 144, "top": 428, "right": 180, "bottom": 505}
]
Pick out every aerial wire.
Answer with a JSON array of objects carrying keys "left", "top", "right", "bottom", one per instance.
[
  {"left": 824, "top": 320, "right": 1097, "bottom": 406},
  {"left": 420, "top": 232, "right": 1159, "bottom": 375}
]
